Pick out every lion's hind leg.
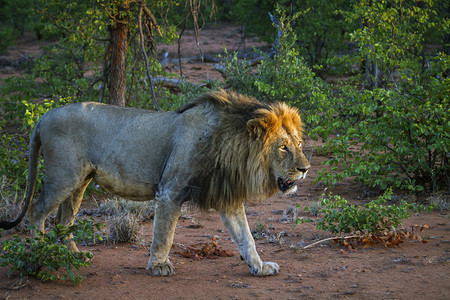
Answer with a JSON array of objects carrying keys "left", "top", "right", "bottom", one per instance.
[
  {"left": 28, "top": 183, "right": 66, "bottom": 242},
  {"left": 28, "top": 175, "right": 92, "bottom": 251},
  {"left": 55, "top": 178, "right": 92, "bottom": 252},
  {"left": 28, "top": 187, "right": 55, "bottom": 237}
]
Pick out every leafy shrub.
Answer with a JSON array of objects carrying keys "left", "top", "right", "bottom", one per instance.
[
  {"left": 0, "top": 122, "right": 28, "bottom": 194},
  {"left": 0, "top": 98, "right": 71, "bottom": 194},
  {"left": 23, "top": 97, "right": 71, "bottom": 129},
  {"left": 228, "top": 0, "right": 357, "bottom": 72},
  {"left": 0, "top": 220, "right": 102, "bottom": 285},
  {"left": 283, "top": 0, "right": 357, "bottom": 69},
  {"left": 0, "top": 26, "right": 16, "bottom": 54},
  {"left": 226, "top": 0, "right": 276, "bottom": 42},
  {"left": 0, "top": 59, "right": 86, "bottom": 124},
  {"left": 72, "top": 218, "right": 104, "bottom": 247},
  {"left": 164, "top": 80, "right": 221, "bottom": 110},
  {"left": 0, "top": 0, "right": 37, "bottom": 53},
  {"left": 220, "top": 7, "right": 328, "bottom": 123},
  {"left": 303, "top": 200, "right": 322, "bottom": 217},
  {"left": 314, "top": 72, "right": 449, "bottom": 192},
  {"left": 0, "top": 75, "right": 39, "bottom": 122},
  {"left": 312, "top": 0, "right": 449, "bottom": 192},
  {"left": 133, "top": 80, "right": 220, "bottom": 111},
  {"left": 297, "top": 189, "right": 434, "bottom": 235}
]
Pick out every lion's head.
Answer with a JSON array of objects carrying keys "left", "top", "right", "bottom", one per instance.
[
  {"left": 177, "top": 90, "right": 311, "bottom": 212},
  {"left": 249, "top": 102, "right": 310, "bottom": 195}
]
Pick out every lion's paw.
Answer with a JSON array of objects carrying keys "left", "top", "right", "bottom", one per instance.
[
  {"left": 147, "top": 261, "right": 176, "bottom": 276},
  {"left": 250, "top": 262, "right": 280, "bottom": 276}
]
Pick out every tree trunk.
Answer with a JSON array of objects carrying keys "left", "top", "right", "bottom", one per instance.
[{"left": 109, "top": 5, "right": 129, "bottom": 106}]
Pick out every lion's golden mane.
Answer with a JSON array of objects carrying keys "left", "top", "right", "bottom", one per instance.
[{"left": 177, "top": 90, "right": 304, "bottom": 212}]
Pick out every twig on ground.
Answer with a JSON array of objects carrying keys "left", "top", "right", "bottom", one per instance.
[{"left": 303, "top": 235, "right": 360, "bottom": 249}]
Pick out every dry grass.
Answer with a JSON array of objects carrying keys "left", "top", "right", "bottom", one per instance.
[
  {"left": 0, "top": 176, "right": 28, "bottom": 232},
  {"left": 96, "top": 197, "right": 154, "bottom": 244},
  {"left": 427, "top": 193, "right": 449, "bottom": 211},
  {"left": 106, "top": 212, "right": 142, "bottom": 244}
]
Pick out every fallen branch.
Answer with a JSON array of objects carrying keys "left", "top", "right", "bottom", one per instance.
[
  {"left": 213, "top": 63, "right": 227, "bottom": 78},
  {"left": 173, "top": 238, "right": 234, "bottom": 259},
  {"left": 151, "top": 77, "right": 184, "bottom": 89},
  {"left": 214, "top": 56, "right": 263, "bottom": 80},
  {"left": 302, "top": 224, "right": 430, "bottom": 250},
  {"left": 142, "top": 76, "right": 212, "bottom": 91},
  {"left": 303, "top": 235, "right": 360, "bottom": 249}
]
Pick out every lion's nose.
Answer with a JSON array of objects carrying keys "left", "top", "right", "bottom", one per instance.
[{"left": 297, "top": 165, "right": 311, "bottom": 173}]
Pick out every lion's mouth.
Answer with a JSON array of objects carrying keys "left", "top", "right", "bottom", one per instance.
[{"left": 277, "top": 178, "right": 297, "bottom": 194}]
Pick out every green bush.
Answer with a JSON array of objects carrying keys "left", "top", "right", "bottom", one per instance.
[
  {"left": 227, "top": 0, "right": 276, "bottom": 42},
  {"left": 0, "top": 220, "right": 102, "bottom": 285},
  {"left": 0, "top": 98, "right": 71, "bottom": 193},
  {"left": 220, "top": 7, "right": 328, "bottom": 122},
  {"left": 228, "top": 0, "right": 357, "bottom": 71},
  {"left": 131, "top": 80, "right": 220, "bottom": 111},
  {"left": 313, "top": 72, "right": 449, "bottom": 192},
  {"left": 0, "top": 26, "right": 16, "bottom": 53},
  {"left": 312, "top": 0, "right": 449, "bottom": 192},
  {"left": 23, "top": 97, "right": 71, "bottom": 129},
  {"left": 0, "top": 121, "right": 28, "bottom": 194},
  {"left": 0, "top": 0, "right": 37, "bottom": 53},
  {"left": 0, "top": 75, "right": 38, "bottom": 122},
  {"left": 284, "top": 0, "right": 357, "bottom": 69},
  {"left": 72, "top": 218, "right": 104, "bottom": 247},
  {"left": 298, "top": 189, "right": 434, "bottom": 235}
]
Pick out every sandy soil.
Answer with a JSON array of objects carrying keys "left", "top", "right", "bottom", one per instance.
[{"left": 0, "top": 24, "right": 449, "bottom": 300}]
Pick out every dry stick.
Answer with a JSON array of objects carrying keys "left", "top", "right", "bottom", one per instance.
[
  {"left": 177, "top": 25, "right": 186, "bottom": 77},
  {"left": 127, "top": 39, "right": 140, "bottom": 105},
  {"left": 98, "top": 44, "right": 111, "bottom": 103},
  {"left": 173, "top": 242, "right": 199, "bottom": 251},
  {"left": 138, "top": 4, "right": 159, "bottom": 111},
  {"left": 142, "top": 5, "right": 161, "bottom": 36},
  {"left": 189, "top": 0, "right": 203, "bottom": 62},
  {"left": 303, "top": 235, "right": 360, "bottom": 249}
]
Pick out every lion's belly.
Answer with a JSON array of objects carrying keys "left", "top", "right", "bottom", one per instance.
[{"left": 93, "top": 172, "right": 156, "bottom": 201}]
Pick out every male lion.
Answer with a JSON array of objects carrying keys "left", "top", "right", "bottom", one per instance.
[{"left": 0, "top": 90, "right": 310, "bottom": 276}]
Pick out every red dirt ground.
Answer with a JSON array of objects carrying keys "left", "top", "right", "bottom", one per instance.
[{"left": 1, "top": 24, "right": 449, "bottom": 300}]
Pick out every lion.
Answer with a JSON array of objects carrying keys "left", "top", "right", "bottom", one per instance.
[{"left": 0, "top": 89, "right": 310, "bottom": 276}]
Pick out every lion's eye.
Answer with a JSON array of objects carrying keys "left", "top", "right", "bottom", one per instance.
[{"left": 279, "top": 145, "right": 288, "bottom": 151}]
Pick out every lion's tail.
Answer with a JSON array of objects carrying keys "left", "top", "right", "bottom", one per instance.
[{"left": 0, "top": 121, "right": 41, "bottom": 230}]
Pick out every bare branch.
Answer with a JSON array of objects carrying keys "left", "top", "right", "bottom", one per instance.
[
  {"left": 188, "top": 0, "right": 209, "bottom": 62},
  {"left": 177, "top": 25, "right": 186, "bottom": 77},
  {"left": 98, "top": 44, "right": 112, "bottom": 103},
  {"left": 303, "top": 235, "right": 360, "bottom": 249},
  {"left": 138, "top": 3, "right": 159, "bottom": 111},
  {"left": 142, "top": 5, "right": 162, "bottom": 36}
]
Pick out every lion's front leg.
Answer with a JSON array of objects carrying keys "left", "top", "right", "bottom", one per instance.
[
  {"left": 220, "top": 204, "right": 280, "bottom": 276},
  {"left": 146, "top": 200, "right": 181, "bottom": 276}
]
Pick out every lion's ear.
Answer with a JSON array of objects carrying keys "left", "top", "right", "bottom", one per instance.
[{"left": 246, "top": 118, "right": 266, "bottom": 139}]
